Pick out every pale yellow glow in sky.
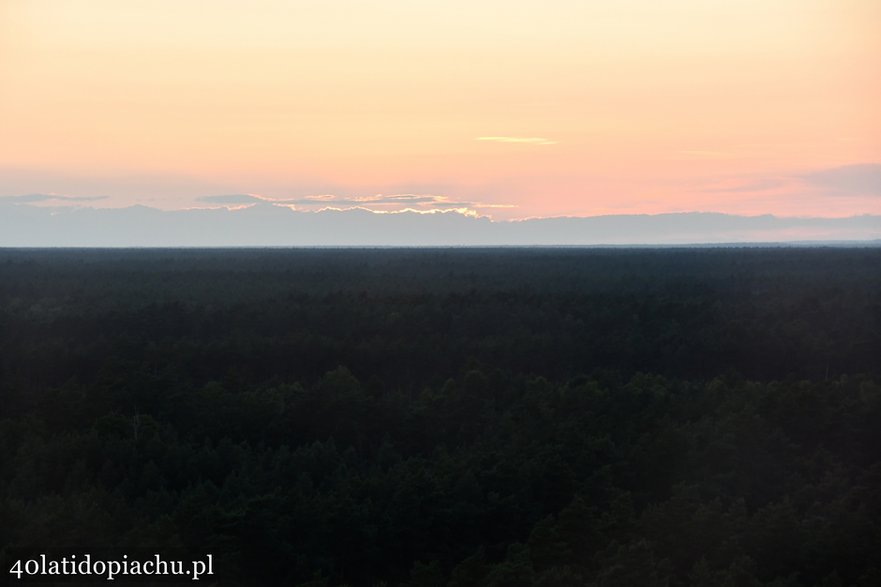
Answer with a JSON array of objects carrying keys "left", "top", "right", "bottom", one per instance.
[{"left": 1, "top": 0, "right": 879, "bottom": 217}]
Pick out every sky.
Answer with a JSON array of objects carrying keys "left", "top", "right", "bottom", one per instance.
[{"left": 1, "top": 0, "right": 880, "bottom": 219}]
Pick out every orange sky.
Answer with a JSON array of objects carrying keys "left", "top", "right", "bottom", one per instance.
[{"left": 1, "top": 0, "right": 879, "bottom": 218}]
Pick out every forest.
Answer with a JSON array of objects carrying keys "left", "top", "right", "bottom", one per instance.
[{"left": 1, "top": 247, "right": 880, "bottom": 586}]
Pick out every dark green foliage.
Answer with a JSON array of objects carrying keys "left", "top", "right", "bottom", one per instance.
[{"left": 1, "top": 248, "right": 880, "bottom": 585}]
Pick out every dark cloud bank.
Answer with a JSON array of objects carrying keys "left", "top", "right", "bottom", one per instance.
[{"left": 1, "top": 201, "right": 879, "bottom": 246}]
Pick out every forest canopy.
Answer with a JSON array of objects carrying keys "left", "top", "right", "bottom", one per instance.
[{"left": 1, "top": 248, "right": 880, "bottom": 586}]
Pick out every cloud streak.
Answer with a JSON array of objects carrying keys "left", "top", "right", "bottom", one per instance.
[
  {"left": 196, "top": 193, "right": 513, "bottom": 215},
  {"left": 476, "top": 136, "right": 557, "bottom": 145},
  {"left": 288, "top": 194, "right": 450, "bottom": 206},
  {"left": 0, "top": 193, "right": 109, "bottom": 203}
]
